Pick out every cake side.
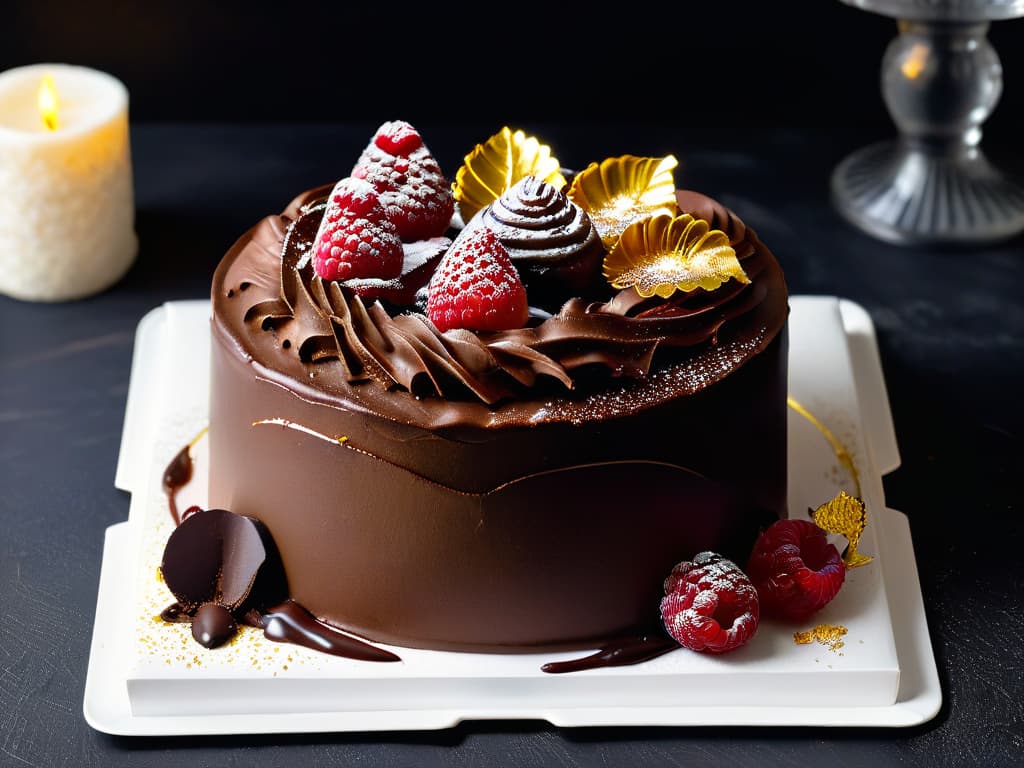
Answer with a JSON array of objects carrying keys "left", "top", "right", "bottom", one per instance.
[{"left": 209, "top": 322, "right": 786, "bottom": 651}]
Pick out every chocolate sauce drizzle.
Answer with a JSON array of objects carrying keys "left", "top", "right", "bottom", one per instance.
[
  {"left": 541, "top": 631, "right": 679, "bottom": 674},
  {"left": 261, "top": 601, "right": 400, "bottom": 662},
  {"left": 161, "top": 599, "right": 400, "bottom": 660},
  {"left": 162, "top": 443, "right": 192, "bottom": 526}
]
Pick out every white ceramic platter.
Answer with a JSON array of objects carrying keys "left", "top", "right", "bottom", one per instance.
[{"left": 83, "top": 296, "right": 941, "bottom": 733}]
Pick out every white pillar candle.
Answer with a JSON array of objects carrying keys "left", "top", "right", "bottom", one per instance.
[{"left": 0, "top": 63, "right": 137, "bottom": 302}]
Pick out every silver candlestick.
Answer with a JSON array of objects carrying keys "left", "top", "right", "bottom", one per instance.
[{"left": 831, "top": 0, "right": 1024, "bottom": 245}]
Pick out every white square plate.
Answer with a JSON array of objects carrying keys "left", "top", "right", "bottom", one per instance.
[{"left": 84, "top": 296, "right": 941, "bottom": 733}]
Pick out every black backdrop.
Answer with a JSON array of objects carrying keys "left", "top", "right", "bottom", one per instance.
[
  {"left": 3, "top": 0, "right": 1023, "bottom": 147},
  {"left": 2, "top": 5, "right": 1024, "bottom": 766}
]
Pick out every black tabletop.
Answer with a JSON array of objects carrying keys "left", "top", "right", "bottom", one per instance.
[{"left": 1, "top": 121, "right": 1022, "bottom": 767}]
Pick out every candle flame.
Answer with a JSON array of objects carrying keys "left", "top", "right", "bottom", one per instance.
[{"left": 38, "top": 75, "right": 59, "bottom": 132}]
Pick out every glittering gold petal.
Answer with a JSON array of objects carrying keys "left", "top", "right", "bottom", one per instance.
[
  {"left": 567, "top": 155, "right": 678, "bottom": 248},
  {"left": 602, "top": 213, "right": 749, "bottom": 298},
  {"left": 452, "top": 127, "right": 566, "bottom": 223}
]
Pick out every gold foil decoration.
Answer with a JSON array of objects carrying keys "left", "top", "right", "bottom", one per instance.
[
  {"left": 602, "top": 213, "right": 750, "bottom": 298},
  {"left": 567, "top": 154, "right": 679, "bottom": 248},
  {"left": 452, "top": 127, "right": 566, "bottom": 223},
  {"left": 794, "top": 624, "right": 848, "bottom": 653},
  {"left": 811, "top": 490, "right": 874, "bottom": 568},
  {"left": 787, "top": 397, "right": 862, "bottom": 498}
]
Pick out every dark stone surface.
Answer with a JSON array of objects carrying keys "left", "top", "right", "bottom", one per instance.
[{"left": 0, "top": 121, "right": 1021, "bottom": 767}]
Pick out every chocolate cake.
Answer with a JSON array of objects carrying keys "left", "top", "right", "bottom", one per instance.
[{"left": 197, "top": 123, "right": 789, "bottom": 657}]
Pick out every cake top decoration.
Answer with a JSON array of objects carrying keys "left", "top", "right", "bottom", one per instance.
[
  {"left": 567, "top": 154, "right": 679, "bottom": 248},
  {"left": 351, "top": 120, "right": 453, "bottom": 241},
  {"left": 452, "top": 126, "right": 566, "bottom": 224},
  {"left": 602, "top": 212, "right": 749, "bottom": 298},
  {"left": 310, "top": 177, "right": 404, "bottom": 282},
  {"left": 426, "top": 225, "right": 529, "bottom": 332},
  {"left": 235, "top": 121, "right": 788, "bottom": 410}
]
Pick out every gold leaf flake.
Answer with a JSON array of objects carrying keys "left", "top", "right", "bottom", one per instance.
[
  {"left": 452, "top": 127, "right": 566, "bottom": 223},
  {"left": 794, "top": 624, "right": 848, "bottom": 653},
  {"left": 567, "top": 155, "right": 679, "bottom": 248},
  {"left": 602, "top": 213, "right": 750, "bottom": 298},
  {"left": 811, "top": 491, "right": 874, "bottom": 568}
]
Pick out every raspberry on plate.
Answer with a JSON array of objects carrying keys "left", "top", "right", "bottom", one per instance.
[
  {"left": 426, "top": 225, "right": 528, "bottom": 332},
  {"left": 312, "top": 177, "right": 404, "bottom": 282},
  {"left": 660, "top": 551, "right": 759, "bottom": 654},
  {"left": 746, "top": 518, "right": 846, "bottom": 622},
  {"left": 352, "top": 120, "right": 454, "bottom": 242}
]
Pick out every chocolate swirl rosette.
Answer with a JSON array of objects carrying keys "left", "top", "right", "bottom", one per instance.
[{"left": 472, "top": 175, "right": 605, "bottom": 304}]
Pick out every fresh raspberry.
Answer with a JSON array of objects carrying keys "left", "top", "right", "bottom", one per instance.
[
  {"left": 370, "top": 119, "right": 423, "bottom": 156},
  {"left": 426, "top": 225, "right": 528, "bottom": 332},
  {"left": 660, "top": 551, "right": 759, "bottom": 654},
  {"left": 352, "top": 121, "right": 454, "bottom": 241},
  {"left": 325, "top": 174, "right": 381, "bottom": 219},
  {"left": 746, "top": 518, "right": 846, "bottom": 622},
  {"left": 312, "top": 177, "right": 403, "bottom": 282}
]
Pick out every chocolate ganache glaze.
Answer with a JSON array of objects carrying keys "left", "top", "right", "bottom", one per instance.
[{"left": 208, "top": 182, "right": 789, "bottom": 653}]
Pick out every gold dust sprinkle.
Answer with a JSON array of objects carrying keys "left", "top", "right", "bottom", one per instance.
[
  {"left": 794, "top": 624, "right": 848, "bottom": 654},
  {"left": 811, "top": 490, "right": 874, "bottom": 568}
]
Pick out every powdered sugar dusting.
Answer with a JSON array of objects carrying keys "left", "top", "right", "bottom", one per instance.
[
  {"left": 660, "top": 551, "right": 760, "bottom": 654},
  {"left": 426, "top": 226, "right": 528, "bottom": 332},
  {"left": 352, "top": 122, "right": 454, "bottom": 241},
  {"left": 312, "top": 178, "right": 403, "bottom": 282}
]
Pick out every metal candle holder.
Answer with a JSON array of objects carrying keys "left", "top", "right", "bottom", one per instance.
[{"left": 831, "top": 0, "right": 1024, "bottom": 245}]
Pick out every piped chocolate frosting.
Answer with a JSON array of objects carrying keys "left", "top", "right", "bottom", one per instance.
[
  {"left": 480, "top": 175, "right": 601, "bottom": 266},
  {"left": 220, "top": 187, "right": 786, "bottom": 413}
]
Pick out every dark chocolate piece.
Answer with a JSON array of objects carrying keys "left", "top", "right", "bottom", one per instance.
[
  {"left": 160, "top": 508, "right": 270, "bottom": 612},
  {"left": 192, "top": 602, "right": 237, "bottom": 648}
]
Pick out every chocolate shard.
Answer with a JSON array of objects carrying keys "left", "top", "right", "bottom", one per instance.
[{"left": 160, "top": 508, "right": 285, "bottom": 614}]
